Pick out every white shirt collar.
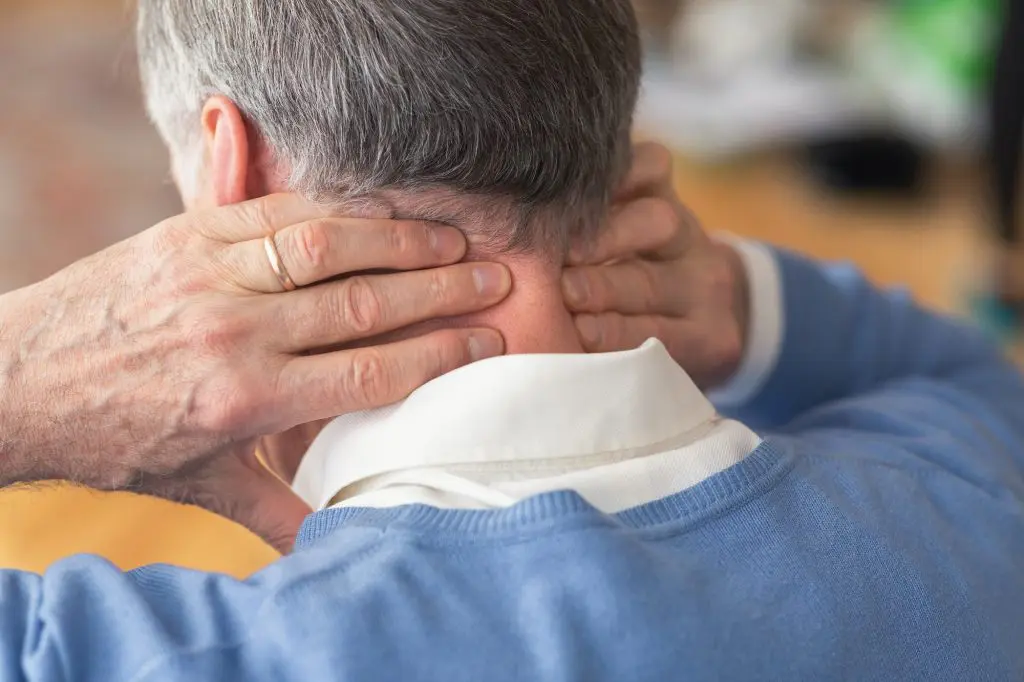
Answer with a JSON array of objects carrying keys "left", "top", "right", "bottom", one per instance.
[{"left": 293, "top": 340, "right": 752, "bottom": 510}]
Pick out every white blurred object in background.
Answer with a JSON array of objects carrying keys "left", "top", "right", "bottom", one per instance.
[
  {"left": 636, "top": 0, "right": 879, "bottom": 159},
  {"left": 679, "top": 0, "right": 808, "bottom": 75},
  {"left": 635, "top": 0, "right": 997, "bottom": 160}
]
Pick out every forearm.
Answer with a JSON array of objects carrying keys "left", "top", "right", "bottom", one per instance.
[
  {"left": 0, "top": 279, "right": 143, "bottom": 490},
  {"left": 1, "top": 557, "right": 264, "bottom": 681},
  {"left": 0, "top": 284, "right": 61, "bottom": 487},
  {"left": 715, "top": 245, "right": 1024, "bottom": 430}
]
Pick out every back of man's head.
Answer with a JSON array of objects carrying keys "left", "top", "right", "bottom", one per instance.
[{"left": 138, "top": 0, "right": 641, "bottom": 253}]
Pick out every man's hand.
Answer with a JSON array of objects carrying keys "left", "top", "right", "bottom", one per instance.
[
  {"left": 0, "top": 194, "right": 511, "bottom": 551},
  {"left": 562, "top": 143, "right": 749, "bottom": 389}
]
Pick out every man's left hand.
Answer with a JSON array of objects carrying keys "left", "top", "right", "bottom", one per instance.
[{"left": 562, "top": 143, "right": 749, "bottom": 389}]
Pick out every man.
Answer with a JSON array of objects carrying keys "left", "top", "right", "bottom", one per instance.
[{"left": 2, "top": 1, "right": 1023, "bottom": 681}]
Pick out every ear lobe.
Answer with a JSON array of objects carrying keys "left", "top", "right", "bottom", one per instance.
[{"left": 201, "top": 95, "right": 252, "bottom": 206}]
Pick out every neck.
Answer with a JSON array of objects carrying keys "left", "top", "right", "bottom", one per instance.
[
  {"left": 465, "top": 256, "right": 583, "bottom": 356},
  {"left": 341, "top": 253, "right": 583, "bottom": 357}
]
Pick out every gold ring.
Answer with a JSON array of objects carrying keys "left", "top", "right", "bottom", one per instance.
[{"left": 263, "top": 234, "right": 297, "bottom": 292}]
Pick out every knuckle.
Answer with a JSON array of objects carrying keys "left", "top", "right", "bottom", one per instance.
[
  {"left": 244, "top": 198, "right": 275, "bottom": 235},
  {"left": 634, "top": 263, "right": 661, "bottom": 310},
  {"left": 423, "top": 333, "right": 470, "bottom": 379},
  {"left": 646, "top": 198, "right": 679, "bottom": 237},
  {"left": 291, "top": 219, "right": 332, "bottom": 275},
  {"left": 387, "top": 223, "right": 430, "bottom": 261},
  {"left": 704, "top": 254, "right": 737, "bottom": 300},
  {"left": 150, "top": 221, "right": 190, "bottom": 253},
  {"left": 584, "top": 271, "right": 609, "bottom": 309},
  {"left": 721, "top": 325, "right": 744, "bottom": 364},
  {"left": 148, "top": 229, "right": 210, "bottom": 294},
  {"left": 343, "top": 348, "right": 396, "bottom": 407},
  {"left": 645, "top": 143, "right": 674, "bottom": 180},
  {"left": 339, "top": 276, "right": 385, "bottom": 334},
  {"left": 185, "top": 305, "right": 248, "bottom": 357},
  {"left": 196, "top": 383, "right": 248, "bottom": 434},
  {"left": 426, "top": 270, "right": 455, "bottom": 305},
  {"left": 187, "top": 371, "right": 262, "bottom": 437},
  {"left": 706, "top": 324, "right": 744, "bottom": 382},
  {"left": 600, "top": 315, "right": 623, "bottom": 349},
  {"left": 441, "top": 331, "right": 473, "bottom": 369}
]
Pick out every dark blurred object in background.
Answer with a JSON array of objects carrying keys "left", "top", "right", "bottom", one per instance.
[
  {"left": 991, "top": 0, "right": 1024, "bottom": 254},
  {"left": 986, "top": 0, "right": 1024, "bottom": 326},
  {"left": 803, "top": 133, "right": 925, "bottom": 197}
]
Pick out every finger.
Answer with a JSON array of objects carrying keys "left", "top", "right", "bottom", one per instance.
[
  {"left": 563, "top": 260, "right": 691, "bottom": 316},
  {"left": 569, "top": 197, "right": 682, "bottom": 265},
  {"left": 574, "top": 312, "right": 674, "bottom": 354},
  {"left": 613, "top": 142, "right": 675, "bottom": 203},
  {"left": 662, "top": 314, "right": 744, "bottom": 388},
  {"left": 276, "top": 328, "right": 505, "bottom": 420},
  {"left": 266, "top": 262, "right": 511, "bottom": 351},
  {"left": 576, "top": 313, "right": 742, "bottom": 388},
  {"left": 222, "top": 218, "right": 467, "bottom": 293},
  {"left": 192, "top": 193, "right": 330, "bottom": 243},
  {"left": 593, "top": 141, "right": 707, "bottom": 263},
  {"left": 146, "top": 445, "right": 312, "bottom": 555}
]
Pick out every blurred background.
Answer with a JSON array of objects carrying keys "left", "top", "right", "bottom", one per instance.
[
  {"left": 0, "top": 0, "right": 1019, "bottom": 574},
  {"left": 0, "top": 0, "right": 1014, "bottom": 313}
]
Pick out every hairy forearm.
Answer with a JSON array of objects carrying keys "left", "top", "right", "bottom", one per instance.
[
  {"left": 0, "top": 278, "right": 164, "bottom": 490},
  {"left": 0, "top": 286, "right": 37, "bottom": 484},
  {"left": 0, "top": 283, "right": 74, "bottom": 487}
]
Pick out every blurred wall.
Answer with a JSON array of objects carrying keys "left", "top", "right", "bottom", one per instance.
[{"left": 0, "top": 1, "right": 180, "bottom": 293}]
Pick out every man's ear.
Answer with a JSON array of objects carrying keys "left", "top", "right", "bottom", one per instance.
[{"left": 200, "top": 96, "right": 257, "bottom": 207}]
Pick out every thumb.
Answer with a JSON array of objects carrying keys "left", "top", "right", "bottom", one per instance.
[
  {"left": 217, "top": 454, "right": 313, "bottom": 554},
  {"left": 170, "top": 445, "right": 313, "bottom": 555}
]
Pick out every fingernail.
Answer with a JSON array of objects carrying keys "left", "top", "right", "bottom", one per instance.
[
  {"left": 431, "top": 226, "right": 465, "bottom": 259},
  {"left": 576, "top": 316, "right": 602, "bottom": 347},
  {"left": 561, "top": 271, "right": 589, "bottom": 307},
  {"left": 473, "top": 264, "right": 511, "bottom": 297},
  {"left": 468, "top": 331, "right": 505, "bottom": 361}
]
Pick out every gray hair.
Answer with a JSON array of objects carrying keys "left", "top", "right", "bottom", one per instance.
[{"left": 137, "top": 0, "right": 641, "bottom": 250}]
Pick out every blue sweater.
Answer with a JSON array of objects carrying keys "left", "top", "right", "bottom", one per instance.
[{"left": 3, "top": 249, "right": 1023, "bottom": 682}]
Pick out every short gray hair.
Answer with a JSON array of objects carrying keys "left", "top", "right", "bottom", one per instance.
[{"left": 137, "top": 0, "right": 641, "bottom": 250}]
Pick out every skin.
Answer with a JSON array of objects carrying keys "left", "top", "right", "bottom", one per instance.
[{"left": 0, "top": 94, "right": 747, "bottom": 553}]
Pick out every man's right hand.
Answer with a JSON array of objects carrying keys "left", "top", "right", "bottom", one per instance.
[{"left": 0, "top": 194, "right": 510, "bottom": 550}]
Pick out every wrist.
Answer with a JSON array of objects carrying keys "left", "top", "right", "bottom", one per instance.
[
  {"left": 720, "top": 242, "right": 751, "bottom": 365},
  {"left": 706, "top": 239, "right": 783, "bottom": 407}
]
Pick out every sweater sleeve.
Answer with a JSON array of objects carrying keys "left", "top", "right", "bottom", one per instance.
[
  {"left": 721, "top": 246, "right": 1024, "bottom": 448},
  {"left": 0, "top": 554, "right": 296, "bottom": 682}
]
